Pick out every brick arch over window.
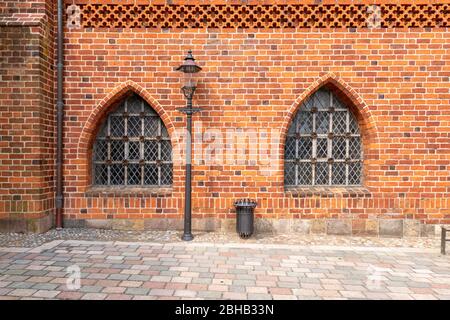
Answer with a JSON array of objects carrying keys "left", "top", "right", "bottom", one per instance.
[
  {"left": 281, "top": 73, "right": 379, "bottom": 187},
  {"left": 78, "top": 81, "right": 175, "bottom": 187}
]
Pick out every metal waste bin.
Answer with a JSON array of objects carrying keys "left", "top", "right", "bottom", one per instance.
[{"left": 234, "top": 199, "right": 257, "bottom": 239}]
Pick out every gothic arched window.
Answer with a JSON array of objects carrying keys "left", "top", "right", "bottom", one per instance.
[
  {"left": 285, "top": 87, "right": 362, "bottom": 186},
  {"left": 92, "top": 93, "right": 172, "bottom": 187}
]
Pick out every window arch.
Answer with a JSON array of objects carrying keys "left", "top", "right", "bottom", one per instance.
[
  {"left": 92, "top": 93, "right": 172, "bottom": 187},
  {"left": 285, "top": 87, "right": 362, "bottom": 186}
]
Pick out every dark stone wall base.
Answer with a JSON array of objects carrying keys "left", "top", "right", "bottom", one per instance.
[
  {"left": 0, "top": 214, "right": 53, "bottom": 233},
  {"left": 61, "top": 217, "right": 441, "bottom": 238}
]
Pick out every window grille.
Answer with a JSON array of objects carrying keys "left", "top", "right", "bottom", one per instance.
[
  {"left": 92, "top": 94, "right": 172, "bottom": 187},
  {"left": 285, "top": 88, "right": 362, "bottom": 186}
]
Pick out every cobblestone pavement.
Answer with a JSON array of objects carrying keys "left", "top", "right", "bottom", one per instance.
[
  {"left": 0, "top": 239, "right": 449, "bottom": 300},
  {"left": 0, "top": 228, "right": 441, "bottom": 248}
]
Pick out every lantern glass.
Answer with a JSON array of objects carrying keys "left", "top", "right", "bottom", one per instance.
[{"left": 183, "top": 71, "right": 198, "bottom": 88}]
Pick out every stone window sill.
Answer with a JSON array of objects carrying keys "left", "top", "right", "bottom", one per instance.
[
  {"left": 285, "top": 186, "right": 371, "bottom": 198},
  {"left": 85, "top": 186, "right": 173, "bottom": 197}
]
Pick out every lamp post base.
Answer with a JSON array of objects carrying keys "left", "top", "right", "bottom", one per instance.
[{"left": 181, "top": 233, "right": 194, "bottom": 241}]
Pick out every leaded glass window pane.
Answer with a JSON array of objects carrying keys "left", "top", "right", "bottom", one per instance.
[
  {"left": 284, "top": 162, "right": 296, "bottom": 185},
  {"left": 298, "top": 137, "right": 312, "bottom": 159},
  {"left": 285, "top": 137, "right": 296, "bottom": 160},
  {"left": 315, "top": 112, "right": 329, "bottom": 134},
  {"left": 298, "top": 112, "right": 313, "bottom": 134},
  {"left": 111, "top": 141, "right": 125, "bottom": 161},
  {"left": 94, "top": 141, "right": 108, "bottom": 161},
  {"left": 127, "top": 164, "right": 141, "bottom": 185},
  {"left": 110, "top": 164, "right": 124, "bottom": 185},
  {"left": 316, "top": 138, "right": 328, "bottom": 158},
  {"left": 128, "top": 141, "right": 140, "bottom": 160},
  {"left": 127, "top": 116, "right": 141, "bottom": 137},
  {"left": 94, "top": 164, "right": 108, "bottom": 185},
  {"left": 332, "top": 162, "right": 346, "bottom": 185},
  {"left": 144, "top": 141, "right": 159, "bottom": 161},
  {"left": 110, "top": 116, "right": 124, "bottom": 137},
  {"left": 332, "top": 137, "right": 346, "bottom": 160},
  {"left": 92, "top": 93, "right": 172, "bottom": 187},
  {"left": 315, "top": 162, "right": 329, "bottom": 185},
  {"left": 284, "top": 87, "right": 363, "bottom": 186},
  {"left": 298, "top": 162, "right": 313, "bottom": 185},
  {"left": 348, "top": 161, "right": 362, "bottom": 185},
  {"left": 333, "top": 111, "right": 347, "bottom": 134},
  {"left": 160, "top": 164, "right": 173, "bottom": 186},
  {"left": 144, "top": 165, "right": 159, "bottom": 185}
]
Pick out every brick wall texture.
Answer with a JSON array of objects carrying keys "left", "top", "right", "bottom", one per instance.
[
  {"left": 1, "top": 0, "right": 449, "bottom": 235},
  {"left": 0, "top": 0, "right": 55, "bottom": 231}
]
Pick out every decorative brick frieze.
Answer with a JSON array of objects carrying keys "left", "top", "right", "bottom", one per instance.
[{"left": 69, "top": 3, "right": 450, "bottom": 29}]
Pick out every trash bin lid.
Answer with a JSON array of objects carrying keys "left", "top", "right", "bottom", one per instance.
[{"left": 233, "top": 199, "right": 257, "bottom": 208}]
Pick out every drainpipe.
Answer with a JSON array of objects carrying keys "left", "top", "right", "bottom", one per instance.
[{"left": 55, "top": 0, "right": 64, "bottom": 229}]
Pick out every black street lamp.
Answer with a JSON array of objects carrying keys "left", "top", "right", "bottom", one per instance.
[{"left": 176, "top": 50, "right": 202, "bottom": 241}]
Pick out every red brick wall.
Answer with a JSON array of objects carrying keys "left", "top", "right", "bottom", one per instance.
[
  {"left": 0, "top": 0, "right": 55, "bottom": 231},
  {"left": 61, "top": 2, "right": 450, "bottom": 231},
  {"left": 1, "top": 0, "right": 449, "bottom": 234},
  {"left": 0, "top": 0, "right": 45, "bottom": 14}
]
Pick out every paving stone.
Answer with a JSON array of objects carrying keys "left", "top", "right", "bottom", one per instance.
[
  {"left": 192, "top": 278, "right": 212, "bottom": 285},
  {"left": 149, "top": 289, "right": 174, "bottom": 296},
  {"left": 223, "top": 292, "right": 248, "bottom": 299},
  {"left": 245, "top": 287, "right": 268, "bottom": 294},
  {"left": 340, "top": 290, "right": 366, "bottom": 299},
  {"left": 232, "top": 279, "right": 255, "bottom": 286},
  {"left": 56, "top": 291, "right": 84, "bottom": 300},
  {"left": 81, "top": 293, "right": 108, "bottom": 300},
  {"left": 79, "top": 285, "right": 104, "bottom": 293},
  {"left": 387, "top": 293, "right": 414, "bottom": 300},
  {"left": 172, "top": 277, "right": 192, "bottom": 283},
  {"left": 31, "top": 283, "right": 59, "bottom": 290},
  {"left": 229, "top": 285, "right": 246, "bottom": 293},
  {"left": 86, "top": 273, "right": 109, "bottom": 280},
  {"left": 95, "top": 280, "right": 120, "bottom": 287},
  {"left": 8, "top": 282, "right": 34, "bottom": 289},
  {"left": 208, "top": 285, "right": 228, "bottom": 292},
  {"left": 119, "top": 281, "right": 143, "bottom": 288},
  {"left": 133, "top": 295, "right": 158, "bottom": 300},
  {"left": 314, "top": 290, "right": 341, "bottom": 298},
  {"left": 173, "top": 290, "right": 197, "bottom": 298},
  {"left": 107, "top": 274, "right": 130, "bottom": 281},
  {"left": 102, "top": 286, "right": 126, "bottom": 294},
  {"left": 293, "top": 288, "right": 315, "bottom": 296},
  {"left": 269, "top": 287, "right": 292, "bottom": 295},
  {"left": 8, "top": 289, "right": 37, "bottom": 297},
  {"left": 272, "top": 294, "right": 297, "bottom": 300},
  {"left": 0, "top": 288, "right": 13, "bottom": 295},
  {"left": 33, "top": 290, "right": 60, "bottom": 298},
  {"left": 125, "top": 287, "right": 150, "bottom": 296},
  {"left": 197, "top": 291, "right": 222, "bottom": 299},
  {"left": 128, "top": 275, "right": 151, "bottom": 281},
  {"left": 248, "top": 293, "right": 273, "bottom": 300},
  {"left": 143, "top": 281, "right": 167, "bottom": 289},
  {"left": 186, "top": 284, "right": 207, "bottom": 291},
  {"left": 105, "top": 294, "right": 134, "bottom": 300}
]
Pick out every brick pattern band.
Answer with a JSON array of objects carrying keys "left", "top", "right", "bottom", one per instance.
[{"left": 70, "top": 4, "right": 449, "bottom": 29}]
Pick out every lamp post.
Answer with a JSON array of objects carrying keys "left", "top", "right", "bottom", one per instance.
[{"left": 176, "top": 50, "right": 202, "bottom": 241}]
